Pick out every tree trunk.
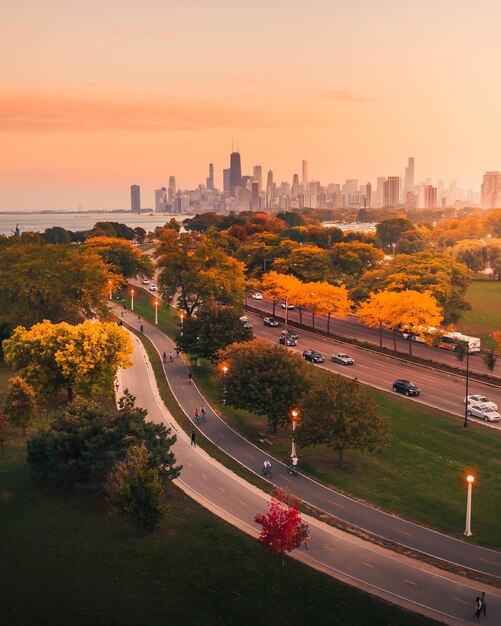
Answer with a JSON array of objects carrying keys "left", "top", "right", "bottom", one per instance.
[
  {"left": 312, "top": 313, "right": 316, "bottom": 329},
  {"left": 272, "top": 301, "right": 276, "bottom": 316},
  {"left": 408, "top": 336, "right": 413, "bottom": 357},
  {"left": 327, "top": 312, "right": 331, "bottom": 335},
  {"left": 392, "top": 329, "right": 397, "bottom": 352}
]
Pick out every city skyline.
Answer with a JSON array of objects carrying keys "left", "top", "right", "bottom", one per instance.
[{"left": 2, "top": 1, "right": 501, "bottom": 211}]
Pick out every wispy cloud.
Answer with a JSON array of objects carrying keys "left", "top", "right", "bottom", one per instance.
[
  {"left": 320, "top": 90, "right": 375, "bottom": 103},
  {"left": 0, "top": 93, "right": 323, "bottom": 133}
]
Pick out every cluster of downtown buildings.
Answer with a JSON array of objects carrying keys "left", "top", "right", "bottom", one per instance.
[{"left": 130, "top": 152, "right": 499, "bottom": 215}]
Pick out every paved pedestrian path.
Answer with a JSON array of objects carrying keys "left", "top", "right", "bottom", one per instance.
[{"left": 117, "top": 306, "right": 501, "bottom": 580}]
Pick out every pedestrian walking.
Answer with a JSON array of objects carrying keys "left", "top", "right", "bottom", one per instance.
[
  {"left": 191, "top": 430, "right": 196, "bottom": 446},
  {"left": 169, "top": 351, "right": 173, "bottom": 362},
  {"left": 200, "top": 405, "right": 206, "bottom": 422},
  {"left": 304, "top": 525, "right": 311, "bottom": 549},
  {"left": 481, "top": 592, "right": 486, "bottom": 618},
  {"left": 187, "top": 369, "right": 192, "bottom": 384},
  {"left": 138, "top": 314, "right": 141, "bottom": 321},
  {"left": 163, "top": 352, "right": 167, "bottom": 364},
  {"left": 474, "top": 596, "right": 482, "bottom": 620},
  {"left": 115, "top": 380, "right": 119, "bottom": 391},
  {"left": 140, "top": 324, "right": 144, "bottom": 334},
  {"left": 176, "top": 348, "right": 180, "bottom": 358},
  {"left": 194, "top": 408, "right": 200, "bottom": 425}
]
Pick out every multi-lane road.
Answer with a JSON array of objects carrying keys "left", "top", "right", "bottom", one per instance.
[
  {"left": 246, "top": 310, "right": 501, "bottom": 430},
  {"left": 119, "top": 327, "right": 500, "bottom": 625}
]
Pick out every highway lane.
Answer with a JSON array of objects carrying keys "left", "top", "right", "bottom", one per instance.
[
  {"left": 249, "top": 313, "right": 501, "bottom": 430},
  {"left": 118, "top": 330, "right": 501, "bottom": 625},
  {"left": 117, "top": 308, "right": 501, "bottom": 580},
  {"left": 248, "top": 298, "right": 500, "bottom": 378}
]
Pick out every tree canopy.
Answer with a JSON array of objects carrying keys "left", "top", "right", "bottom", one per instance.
[{"left": 86, "top": 236, "right": 154, "bottom": 280}]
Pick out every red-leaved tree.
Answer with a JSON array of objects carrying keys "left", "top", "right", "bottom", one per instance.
[{"left": 255, "top": 487, "right": 307, "bottom": 565}]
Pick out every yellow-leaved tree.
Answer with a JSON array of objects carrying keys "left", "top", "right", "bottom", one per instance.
[
  {"left": 3, "top": 320, "right": 133, "bottom": 401},
  {"left": 261, "top": 271, "right": 303, "bottom": 316},
  {"left": 302, "top": 282, "right": 353, "bottom": 331}
]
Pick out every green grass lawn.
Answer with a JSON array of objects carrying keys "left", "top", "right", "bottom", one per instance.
[
  {"left": 461, "top": 278, "right": 501, "bottom": 350},
  {"left": 0, "top": 435, "right": 436, "bottom": 626},
  {"left": 131, "top": 290, "right": 501, "bottom": 549}
]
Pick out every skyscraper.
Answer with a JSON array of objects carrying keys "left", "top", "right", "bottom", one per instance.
[
  {"left": 229, "top": 151, "right": 242, "bottom": 197},
  {"left": 251, "top": 182, "right": 260, "bottom": 210},
  {"left": 302, "top": 159, "right": 308, "bottom": 188},
  {"left": 365, "top": 182, "right": 372, "bottom": 208},
  {"left": 223, "top": 168, "right": 230, "bottom": 195},
  {"left": 130, "top": 184, "right": 141, "bottom": 213},
  {"left": 253, "top": 165, "right": 262, "bottom": 193},
  {"left": 404, "top": 156, "right": 415, "bottom": 189},
  {"left": 155, "top": 187, "right": 168, "bottom": 212},
  {"left": 168, "top": 176, "right": 176, "bottom": 201},
  {"left": 383, "top": 177, "right": 400, "bottom": 206},
  {"left": 481, "top": 171, "right": 501, "bottom": 209},
  {"left": 266, "top": 170, "right": 274, "bottom": 207},
  {"left": 291, "top": 173, "right": 300, "bottom": 198},
  {"left": 206, "top": 163, "right": 214, "bottom": 191}
]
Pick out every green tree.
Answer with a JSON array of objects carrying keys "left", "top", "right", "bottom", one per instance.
[
  {"left": 155, "top": 229, "right": 246, "bottom": 317},
  {"left": 43, "top": 226, "right": 73, "bottom": 244},
  {"left": 296, "top": 377, "right": 389, "bottom": 466},
  {"left": 273, "top": 244, "right": 335, "bottom": 283},
  {"left": 376, "top": 218, "right": 414, "bottom": 248},
  {"left": 217, "top": 340, "right": 312, "bottom": 434},
  {"left": 3, "top": 320, "right": 133, "bottom": 402},
  {"left": 2, "top": 376, "right": 37, "bottom": 436},
  {"left": 329, "top": 242, "right": 384, "bottom": 282},
  {"left": 27, "top": 392, "right": 180, "bottom": 489},
  {"left": 106, "top": 443, "right": 165, "bottom": 534},
  {"left": 483, "top": 348, "right": 498, "bottom": 380},
  {"left": 176, "top": 304, "right": 252, "bottom": 361},
  {"left": 451, "top": 240, "right": 487, "bottom": 272},
  {"left": 0, "top": 409, "right": 8, "bottom": 458},
  {"left": 0, "top": 242, "right": 112, "bottom": 329}
]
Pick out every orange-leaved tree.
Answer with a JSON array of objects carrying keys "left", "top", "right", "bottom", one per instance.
[
  {"left": 303, "top": 281, "right": 353, "bottom": 331},
  {"left": 261, "top": 271, "right": 303, "bottom": 316},
  {"left": 357, "top": 290, "right": 398, "bottom": 349},
  {"left": 255, "top": 487, "right": 308, "bottom": 565}
]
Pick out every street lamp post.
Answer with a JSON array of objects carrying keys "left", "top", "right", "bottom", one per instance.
[
  {"left": 291, "top": 408, "right": 299, "bottom": 458},
  {"left": 154, "top": 299, "right": 158, "bottom": 325},
  {"left": 108, "top": 279, "right": 112, "bottom": 300},
  {"left": 222, "top": 365, "right": 228, "bottom": 404},
  {"left": 464, "top": 347, "right": 470, "bottom": 428},
  {"left": 283, "top": 299, "right": 289, "bottom": 348},
  {"left": 196, "top": 336, "right": 201, "bottom": 366},
  {"left": 131, "top": 289, "right": 135, "bottom": 311},
  {"left": 464, "top": 474, "right": 475, "bottom": 537},
  {"left": 180, "top": 313, "right": 184, "bottom": 336}
]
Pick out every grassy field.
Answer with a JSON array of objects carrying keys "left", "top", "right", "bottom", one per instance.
[
  {"left": 0, "top": 435, "right": 436, "bottom": 626},
  {"left": 461, "top": 278, "right": 501, "bottom": 350},
  {"left": 129, "top": 288, "right": 501, "bottom": 549}
]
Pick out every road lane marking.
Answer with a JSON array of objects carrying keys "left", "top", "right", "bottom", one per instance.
[
  {"left": 201, "top": 474, "right": 208, "bottom": 480},
  {"left": 328, "top": 499, "right": 344, "bottom": 509},
  {"left": 186, "top": 462, "right": 192, "bottom": 468},
  {"left": 394, "top": 527, "right": 413, "bottom": 537},
  {"left": 361, "top": 561, "right": 374, "bottom": 568},
  {"left": 324, "top": 545, "right": 335, "bottom": 552},
  {"left": 238, "top": 500, "right": 247, "bottom": 507},
  {"left": 452, "top": 597, "right": 468, "bottom": 604},
  {"left": 404, "top": 579, "right": 417, "bottom": 586},
  {"left": 477, "top": 557, "right": 497, "bottom": 565},
  {"left": 218, "top": 487, "right": 225, "bottom": 493},
  {"left": 245, "top": 452, "right": 255, "bottom": 459},
  {"left": 219, "top": 432, "right": 226, "bottom": 439}
]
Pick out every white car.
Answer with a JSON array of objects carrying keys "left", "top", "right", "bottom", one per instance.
[
  {"left": 149, "top": 283, "right": 157, "bottom": 292},
  {"left": 332, "top": 353, "right": 354, "bottom": 365},
  {"left": 251, "top": 292, "right": 263, "bottom": 300},
  {"left": 466, "top": 404, "right": 501, "bottom": 422},
  {"left": 281, "top": 302, "right": 294, "bottom": 310},
  {"left": 142, "top": 278, "right": 150, "bottom": 284},
  {"left": 466, "top": 395, "right": 498, "bottom": 411}
]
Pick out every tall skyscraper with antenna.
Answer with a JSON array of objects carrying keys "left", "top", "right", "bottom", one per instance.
[
  {"left": 229, "top": 148, "right": 242, "bottom": 197},
  {"left": 302, "top": 159, "right": 308, "bottom": 188},
  {"left": 404, "top": 156, "right": 415, "bottom": 189}
]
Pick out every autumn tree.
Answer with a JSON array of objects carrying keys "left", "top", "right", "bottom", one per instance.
[
  {"left": 106, "top": 443, "right": 165, "bottom": 534},
  {"left": 3, "top": 320, "right": 133, "bottom": 402},
  {"left": 27, "top": 392, "right": 180, "bottom": 489},
  {"left": 302, "top": 282, "right": 353, "bottom": 331},
  {"left": 376, "top": 218, "right": 414, "bottom": 248},
  {"left": 0, "top": 242, "right": 112, "bottom": 329},
  {"left": 261, "top": 271, "right": 303, "bottom": 316},
  {"left": 0, "top": 410, "right": 8, "bottom": 458},
  {"left": 483, "top": 349, "right": 498, "bottom": 380},
  {"left": 85, "top": 236, "right": 154, "bottom": 280},
  {"left": 155, "top": 229, "right": 246, "bottom": 318},
  {"left": 176, "top": 304, "right": 252, "bottom": 361},
  {"left": 485, "top": 239, "right": 501, "bottom": 280},
  {"left": 217, "top": 340, "right": 312, "bottom": 434},
  {"left": 2, "top": 376, "right": 37, "bottom": 436},
  {"left": 255, "top": 488, "right": 308, "bottom": 565},
  {"left": 451, "top": 240, "right": 487, "bottom": 273},
  {"left": 357, "top": 290, "right": 395, "bottom": 348},
  {"left": 296, "top": 377, "right": 389, "bottom": 467},
  {"left": 330, "top": 241, "right": 384, "bottom": 283},
  {"left": 272, "top": 244, "right": 335, "bottom": 283}
]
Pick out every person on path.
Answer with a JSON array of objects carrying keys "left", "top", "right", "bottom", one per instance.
[
  {"left": 191, "top": 430, "right": 196, "bottom": 446},
  {"left": 176, "top": 348, "right": 180, "bottom": 358},
  {"left": 474, "top": 596, "right": 482, "bottom": 620},
  {"left": 140, "top": 324, "right": 144, "bottom": 334},
  {"left": 163, "top": 352, "right": 167, "bottom": 364},
  {"left": 138, "top": 314, "right": 141, "bottom": 321},
  {"left": 194, "top": 409, "right": 200, "bottom": 425},
  {"left": 304, "top": 525, "right": 311, "bottom": 549},
  {"left": 187, "top": 369, "right": 192, "bottom": 384},
  {"left": 481, "top": 592, "right": 486, "bottom": 618},
  {"left": 200, "top": 406, "right": 206, "bottom": 422},
  {"left": 169, "top": 351, "right": 173, "bottom": 362},
  {"left": 115, "top": 380, "right": 119, "bottom": 392}
]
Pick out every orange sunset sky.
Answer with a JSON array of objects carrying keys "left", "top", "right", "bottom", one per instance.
[{"left": 2, "top": 0, "right": 501, "bottom": 212}]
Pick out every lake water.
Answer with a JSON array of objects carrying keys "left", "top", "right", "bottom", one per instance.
[{"left": 0, "top": 212, "right": 189, "bottom": 236}]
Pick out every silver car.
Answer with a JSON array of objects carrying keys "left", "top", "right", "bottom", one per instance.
[
  {"left": 466, "top": 395, "right": 498, "bottom": 411},
  {"left": 466, "top": 404, "right": 501, "bottom": 422},
  {"left": 332, "top": 353, "right": 354, "bottom": 365}
]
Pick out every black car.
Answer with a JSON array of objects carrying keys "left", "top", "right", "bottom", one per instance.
[
  {"left": 303, "top": 349, "right": 324, "bottom": 363},
  {"left": 279, "top": 335, "right": 297, "bottom": 346},
  {"left": 263, "top": 317, "right": 279, "bottom": 327},
  {"left": 392, "top": 379, "right": 420, "bottom": 396}
]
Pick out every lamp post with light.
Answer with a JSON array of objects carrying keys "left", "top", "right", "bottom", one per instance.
[
  {"left": 290, "top": 408, "right": 300, "bottom": 458},
  {"left": 130, "top": 289, "right": 135, "bottom": 311},
  {"left": 222, "top": 365, "right": 228, "bottom": 404},
  {"left": 464, "top": 474, "right": 475, "bottom": 537},
  {"left": 180, "top": 313, "right": 184, "bottom": 336},
  {"left": 108, "top": 279, "right": 112, "bottom": 300},
  {"left": 154, "top": 299, "right": 159, "bottom": 325}
]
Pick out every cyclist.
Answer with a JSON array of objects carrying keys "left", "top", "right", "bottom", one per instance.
[
  {"left": 262, "top": 459, "right": 272, "bottom": 476},
  {"left": 289, "top": 455, "right": 298, "bottom": 475},
  {"left": 140, "top": 324, "right": 144, "bottom": 334},
  {"left": 176, "top": 348, "right": 180, "bottom": 358},
  {"left": 187, "top": 369, "right": 193, "bottom": 383},
  {"left": 169, "top": 351, "right": 173, "bottom": 362}
]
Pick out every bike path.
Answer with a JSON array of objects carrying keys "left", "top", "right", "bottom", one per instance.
[{"left": 120, "top": 308, "right": 501, "bottom": 580}]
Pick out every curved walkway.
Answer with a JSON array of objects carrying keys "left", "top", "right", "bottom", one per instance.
[{"left": 118, "top": 306, "right": 501, "bottom": 580}]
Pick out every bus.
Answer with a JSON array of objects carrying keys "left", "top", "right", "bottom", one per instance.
[{"left": 440, "top": 332, "right": 481, "bottom": 353}]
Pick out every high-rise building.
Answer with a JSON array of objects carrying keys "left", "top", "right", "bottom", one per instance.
[
  {"left": 168, "top": 176, "right": 176, "bottom": 201},
  {"left": 223, "top": 168, "right": 230, "bottom": 195},
  {"left": 155, "top": 187, "right": 168, "bottom": 212},
  {"left": 481, "top": 171, "right": 501, "bottom": 209},
  {"left": 383, "top": 177, "right": 400, "bottom": 206},
  {"left": 365, "top": 182, "right": 372, "bottom": 208},
  {"left": 404, "top": 156, "right": 415, "bottom": 190},
  {"left": 206, "top": 163, "right": 214, "bottom": 191},
  {"left": 253, "top": 165, "right": 262, "bottom": 193},
  {"left": 251, "top": 182, "right": 260, "bottom": 210},
  {"left": 418, "top": 185, "right": 437, "bottom": 209},
  {"left": 291, "top": 173, "right": 300, "bottom": 198},
  {"left": 229, "top": 151, "right": 242, "bottom": 197},
  {"left": 266, "top": 170, "right": 274, "bottom": 207},
  {"left": 302, "top": 159, "right": 308, "bottom": 188},
  {"left": 130, "top": 184, "right": 141, "bottom": 213},
  {"left": 375, "top": 177, "right": 385, "bottom": 207}
]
